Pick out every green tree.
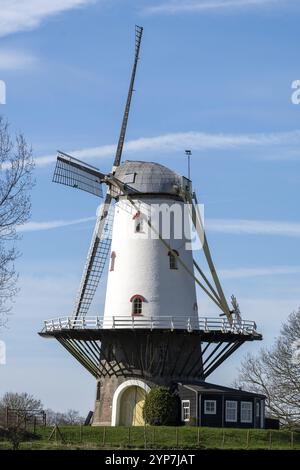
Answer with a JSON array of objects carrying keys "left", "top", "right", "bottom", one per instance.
[{"left": 143, "top": 386, "right": 180, "bottom": 426}]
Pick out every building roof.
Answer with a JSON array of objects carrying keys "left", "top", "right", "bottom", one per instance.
[
  {"left": 114, "top": 160, "right": 185, "bottom": 196},
  {"left": 179, "top": 381, "right": 266, "bottom": 399}
]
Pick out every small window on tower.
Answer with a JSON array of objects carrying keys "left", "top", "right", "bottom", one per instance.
[
  {"left": 130, "top": 295, "right": 145, "bottom": 316},
  {"left": 168, "top": 250, "right": 179, "bottom": 270},
  {"left": 135, "top": 218, "right": 144, "bottom": 233},
  {"left": 110, "top": 251, "right": 116, "bottom": 271},
  {"left": 123, "top": 172, "right": 136, "bottom": 184}
]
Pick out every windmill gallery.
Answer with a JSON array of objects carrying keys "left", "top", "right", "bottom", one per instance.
[{"left": 39, "top": 27, "right": 265, "bottom": 429}]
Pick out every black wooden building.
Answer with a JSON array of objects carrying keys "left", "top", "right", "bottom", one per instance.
[{"left": 177, "top": 382, "right": 265, "bottom": 428}]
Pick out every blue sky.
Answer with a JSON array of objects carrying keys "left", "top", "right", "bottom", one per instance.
[{"left": 1, "top": 0, "right": 300, "bottom": 415}]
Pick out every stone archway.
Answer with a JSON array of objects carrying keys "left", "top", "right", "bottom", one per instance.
[{"left": 111, "top": 379, "right": 150, "bottom": 426}]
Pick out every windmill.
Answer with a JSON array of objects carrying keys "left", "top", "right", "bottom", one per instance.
[{"left": 40, "top": 26, "right": 262, "bottom": 427}]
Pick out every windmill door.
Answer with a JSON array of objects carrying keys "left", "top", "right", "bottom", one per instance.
[{"left": 119, "top": 386, "right": 146, "bottom": 426}]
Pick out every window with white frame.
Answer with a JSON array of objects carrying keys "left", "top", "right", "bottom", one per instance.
[
  {"left": 256, "top": 402, "right": 260, "bottom": 418},
  {"left": 132, "top": 296, "right": 143, "bottom": 315},
  {"left": 181, "top": 400, "right": 190, "bottom": 422},
  {"left": 241, "top": 402, "right": 253, "bottom": 423},
  {"left": 225, "top": 401, "right": 237, "bottom": 422},
  {"left": 204, "top": 400, "right": 216, "bottom": 414}
]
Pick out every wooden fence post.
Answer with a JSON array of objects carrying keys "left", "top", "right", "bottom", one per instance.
[
  {"left": 197, "top": 428, "right": 200, "bottom": 446},
  {"left": 222, "top": 430, "right": 225, "bottom": 448},
  {"left": 176, "top": 428, "right": 179, "bottom": 448},
  {"left": 153, "top": 427, "right": 155, "bottom": 447},
  {"left": 128, "top": 427, "right": 131, "bottom": 446},
  {"left": 79, "top": 424, "right": 82, "bottom": 443},
  {"left": 269, "top": 431, "right": 272, "bottom": 450},
  {"left": 246, "top": 430, "right": 250, "bottom": 449},
  {"left": 144, "top": 426, "right": 147, "bottom": 449},
  {"left": 291, "top": 431, "right": 294, "bottom": 449}
]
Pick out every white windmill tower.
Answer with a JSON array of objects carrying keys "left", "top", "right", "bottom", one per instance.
[{"left": 40, "top": 26, "right": 261, "bottom": 427}]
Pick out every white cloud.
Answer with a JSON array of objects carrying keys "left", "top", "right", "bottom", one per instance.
[
  {"left": 0, "top": 49, "right": 37, "bottom": 70},
  {"left": 0, "top": 0, "right": 95, "bottom": 37},
  {"left": 143, "top": 0, "right": 283, "bottom": 15},
  {"left": 17, "top": 215, "right": 300, "bottom": 238},
  {"left": 207, "top": 218, "right": 300, "bottom": 237},
  {"left": 219, "top": 265, "right": 300, "bottom": 279},
  {"left": 35, "top": 129, "right": 300, "bottom": 167},
  {"left": 18, "top": 216, "right": 95, "bottom": 233}
]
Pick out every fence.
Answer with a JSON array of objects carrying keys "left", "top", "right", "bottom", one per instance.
[
  {"left": 42, "top": 316, "right": 257, "bottom": 335},
  {"left": 17, "top": 425, "right": 300, "bottom": 450},
  {"left": 0, "top": 407, "right": 46, "bottom": 431}
]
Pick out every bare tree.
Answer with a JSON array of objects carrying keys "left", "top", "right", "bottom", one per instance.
[
  {"left": 45, "top": 408, "right": 84, "bottom": 425},
  {"left": 0, "top": 392, "right": 43, "bottom": 415},
  {"left": 234, "top": 308, "right": 300, "bottom": 426},
  {"left": 0, "top": 116, "right": 34, "bottom": 326}
]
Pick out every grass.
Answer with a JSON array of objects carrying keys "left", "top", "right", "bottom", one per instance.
[{"left": 0, "top": 425, "right": 299, "bottom": 450}]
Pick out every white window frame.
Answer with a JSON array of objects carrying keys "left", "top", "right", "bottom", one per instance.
[
  {"left": 204, "top": 400, "right": 217, "bottom": 415},
  {"left": 181, "top": 400, "right": 190, "bottom": 422},
  {"left": 241, "top": 401, "right": 253, "bottom": 424},
  {"left": 225, "top": 400, "right": 237, "bottom": 422},
  {"left": 132, "top": 297, "right": 143, "bottom": 316}
]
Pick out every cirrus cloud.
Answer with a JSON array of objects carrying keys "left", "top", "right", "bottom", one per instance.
[
  {"left": 34, "top": 129, "right": 300, "bottom": 168},
  {"left": 143, "top": 0, "right": 284, "bottom": 15},
  {"left": 0, "top": 0, "right": 95, "bottom": 38}
]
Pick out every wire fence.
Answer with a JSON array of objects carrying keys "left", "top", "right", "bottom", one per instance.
[
  {"left": 8, "top": 425, "right": 300, "bottom": 450},
  {"left": 0, "top": 408, "right": 46, "bottom": 432}
]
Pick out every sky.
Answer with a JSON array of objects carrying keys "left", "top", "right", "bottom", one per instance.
[{"left": 1, "top": 0, "right": 300, "bottom": 416}]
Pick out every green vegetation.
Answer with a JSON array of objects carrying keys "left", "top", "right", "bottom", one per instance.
[
  {"left": 0, "top": 425, "right": 299, "bottom": 450},
  {"left": 143, "top": 387, "right": 180, "bottom": 426}
]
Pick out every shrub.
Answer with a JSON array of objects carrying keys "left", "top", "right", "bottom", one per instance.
[
  {"left": 0, "top": 425, "right": 39, "bottom": 450},
  {"left": 143, "top": 387, "right": 180, "bottom": 426}
]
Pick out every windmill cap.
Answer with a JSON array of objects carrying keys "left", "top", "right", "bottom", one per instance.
[{"left": 114, "top": 160, "right": 191, "bottom": 196}]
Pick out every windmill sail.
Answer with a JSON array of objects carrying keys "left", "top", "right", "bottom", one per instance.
[
  {"left": 73, "top": 195, "right": 114, "bottom": 318},
  {"left": 113, "top": 25, "right": 143, "bottom": 169},
  {"left": 53, "top": 151, "right": 105, "bottom": 197},
  {"left": 71, "top": 26, "right": 144, "bottom": 318}
]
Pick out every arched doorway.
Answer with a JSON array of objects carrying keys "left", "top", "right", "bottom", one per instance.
[
  {"left": 111, "top": 380, "right": 151, "bottom": 426},
  {"left": 119, "top": 386, "right": 146, "bottom": 426}
]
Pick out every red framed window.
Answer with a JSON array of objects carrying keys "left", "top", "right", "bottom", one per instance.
[{"left": 130, "top": 294, "right": 145, "bottom": 316}]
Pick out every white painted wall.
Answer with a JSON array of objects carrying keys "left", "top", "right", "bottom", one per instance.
[{"left": 103, "top": 196, "right": 198, "bottom": 329}]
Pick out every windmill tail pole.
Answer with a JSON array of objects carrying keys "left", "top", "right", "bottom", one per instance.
[{"left": 113, "top": 25, "right": 143, "bottom": 169}]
